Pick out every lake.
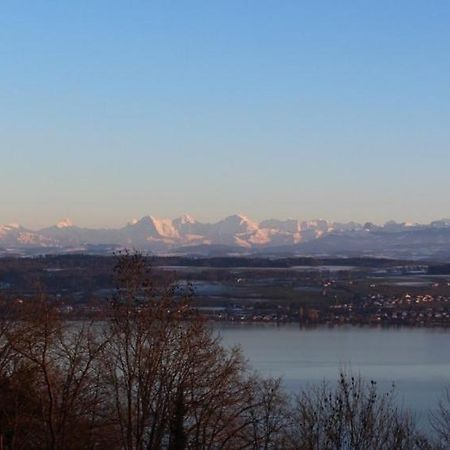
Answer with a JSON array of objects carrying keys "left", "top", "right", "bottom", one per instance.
[{"left": 217, "top": 324, "right": 450, "bottom": 424}]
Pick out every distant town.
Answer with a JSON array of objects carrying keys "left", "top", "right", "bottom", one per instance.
[{"left": 1, "top": 254, "right": 450, "bottom": 327}]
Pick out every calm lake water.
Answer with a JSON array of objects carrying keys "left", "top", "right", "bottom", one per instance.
[{"left": 216, "top": 324, "right": 450, "bottom": 423}]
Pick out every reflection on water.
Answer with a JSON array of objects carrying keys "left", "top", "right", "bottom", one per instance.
[{"left": 216, "top": 324, "right": 450, "bottom": 422}]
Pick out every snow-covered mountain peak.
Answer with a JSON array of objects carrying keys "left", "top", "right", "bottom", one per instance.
[
  {"left": 1, "top": 223, "right": 22, "bottom": 231},
  {"left": 2, "top": 214, "right": 450, "bottom": 258},
  {"left": 175, "top": 214, "right": 196, "bottom": 225},
  {"left": 56, "top": 218, "right": 73, "bottom": 229},
  {"left": 260, "top": 218, "right": 300, "bottom": 233},
  {"left": 149, "top": 216, "right": 179, "bottom": 239},
  {"left": 218, "top": 214, "right": 258, "bottom": 231},
  {"left": 127, "top": 216, "right": 155, "bottom": 228}
]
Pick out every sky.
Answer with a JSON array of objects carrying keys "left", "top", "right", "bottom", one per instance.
[{"left": 1, "top": 1, "right": 450, "bottom": 229}]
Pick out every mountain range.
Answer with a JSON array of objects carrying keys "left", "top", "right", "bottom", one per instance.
[{"left": 2, "top": 215, "right": 450, "bottom": 259}]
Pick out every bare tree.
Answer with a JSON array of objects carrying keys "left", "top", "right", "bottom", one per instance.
[
  {"left": 286, "top": 372, "right": 427, "bottom": 450},
  {"left": 5, "top": 299, "right": 110, "bottom": 450},
  {"left": 0, "top": 297, "right": 42, "bottom": 450},
  {"left": 101, "top": 251, "right": 265, "bottom": 450},
  {"left": 243, "top": 377, "right": 290, "bottom": 449},
  {"left": 430, "top": 387, "right": 450, "bottom": 449}
]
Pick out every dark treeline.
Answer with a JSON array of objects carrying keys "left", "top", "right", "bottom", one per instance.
[
  {"left": 428, "top": 264, "right": 450, "bottom": 275},
  {"left": 0, "top": 254, "right": 415, "bottom": 302},
  {"left": 0, "top": 254, "right": 410, "bottom": 269},
  {"left": 0, "top": 252, "right": 449, "bottom": 450}
]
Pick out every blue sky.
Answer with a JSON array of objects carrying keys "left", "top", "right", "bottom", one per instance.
[{"left": 1, "top": 1, "right": 449, "bottom": 228}]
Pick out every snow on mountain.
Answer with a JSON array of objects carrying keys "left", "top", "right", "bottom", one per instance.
[
  {"left": 210, "top": 214, "right": 258, "bottom": 235},
  {"left": 121, "top": 216, "right": 167, "bottom": 248},
  {"left": 173, "top": 214, "right": 196, "bottom": 226},
  {"left": 430, "top": 219, "right": 450, "bottom": 228},
  {"left": 0, "top": 223, "right": 21, "bottom": 232},
  {"left": 296, "top": 226, "right": 450, "bottom": 259},
  {"left": 260, "top": 219, "right": 300, "bottom": 234},
  {"left": 56, "top": 218, "right": 73, "bottom": 229},
  {"left": 259, "top": 220, "right": 302, "bottom": 245},
  {"left": 149, "top": 216, "right": 179, "bottom": 239},
  {"left": 172, "top": 215, "right": 210, "bottom": 243},
  {"left": 0, "top": 224, "right": 54, "bottom": 247},
  {"left": 1, "top": 215, "right": 450, "bottom": 258},
  {"left": 40, "top": 220, "right": 120, "bottom": 247}
]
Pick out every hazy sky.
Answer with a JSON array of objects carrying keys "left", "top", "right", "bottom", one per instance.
[{"left": 1, "top": 1, "right": 450, "bottom": 229}]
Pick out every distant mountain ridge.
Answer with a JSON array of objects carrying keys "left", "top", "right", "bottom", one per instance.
[{"left": 1, "top": 215, "right": 450, "bottom": 259}]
